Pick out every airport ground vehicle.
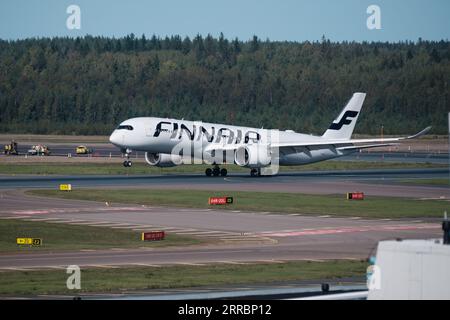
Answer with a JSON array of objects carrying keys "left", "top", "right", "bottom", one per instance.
[
  {"left": 4, "top": 141, "right": 18, "bottom": 155},
  {"left": 28, "top": 145, "right": 50, "bottom": 156},
  {"left": 76, "top": 145, "right": 92, "bottom": 154}
]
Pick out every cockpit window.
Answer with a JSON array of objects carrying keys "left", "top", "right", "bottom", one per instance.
[{"left": 117, "top": 125, "right": 134, "bottom": 130}]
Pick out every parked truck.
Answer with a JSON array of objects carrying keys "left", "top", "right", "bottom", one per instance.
[{"left": 4, "top": 141, "right": 18, "bottom": 155}]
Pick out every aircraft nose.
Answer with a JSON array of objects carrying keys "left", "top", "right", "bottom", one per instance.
[{"left": 109, "top": 131, "right": 121, "bottom": 146}]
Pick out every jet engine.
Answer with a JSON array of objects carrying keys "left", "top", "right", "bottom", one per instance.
[
  {"left": 234, "top": 144, "right": 271, "bottom": 168},
  {"left": 145, "top": 152, "right": 181, "bottom": 167}
]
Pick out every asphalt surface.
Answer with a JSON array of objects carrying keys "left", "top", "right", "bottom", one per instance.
[
  {"left": 0, "top": 187, "right": 443, "bottom": 270},
  {"left": 0, "top": 168, "right": 448, "bottom": 199}
]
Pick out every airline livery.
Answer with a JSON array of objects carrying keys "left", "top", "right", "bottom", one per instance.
[{"left": 109, "top": 93, "right": 431, "bottom": 176}]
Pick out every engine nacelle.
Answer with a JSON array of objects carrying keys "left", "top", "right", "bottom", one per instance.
[
  {"left": 234, "top": 144, "right": 271, "bottom": 168},
  {"left": 145, "top": 152, "right": 181, "bottom": 168}
]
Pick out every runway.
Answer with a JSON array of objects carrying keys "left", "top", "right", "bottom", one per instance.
[
  {"left": 0, "top": 189, "right": 443, "bottom": 270},
  {"left": 0, "top": 168, "right": 448, "bottom": 199}
]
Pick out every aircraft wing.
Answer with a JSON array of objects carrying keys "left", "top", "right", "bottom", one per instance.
[
  {"left": 203, "top": 126, "right": 430, "bottom": 154},
  {"left": 336, "top": 143, "right": 399, "bottom": 151},
  {"left": 271, "top": 126, "right": 431, "bottom": 149}
]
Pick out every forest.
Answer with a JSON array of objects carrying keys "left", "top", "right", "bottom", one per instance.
[{"left": 0, "top": 34, "right": 449, "bottom": 135}]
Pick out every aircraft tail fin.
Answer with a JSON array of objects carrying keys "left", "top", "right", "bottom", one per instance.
[{"left": 322, "top": 92, "right": 366, "bottom": 140}]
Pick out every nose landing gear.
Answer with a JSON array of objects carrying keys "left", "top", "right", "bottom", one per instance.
[
  {"left": 205, "top": 165, "right": 227, "bottom": 177},
  {"left": 122, "top": 149, "right": 133, "bottom": 167}
]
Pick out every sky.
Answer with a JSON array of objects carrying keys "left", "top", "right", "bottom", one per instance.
[{"left": 0, "top": 0, "right": 449, "bottom": 42}]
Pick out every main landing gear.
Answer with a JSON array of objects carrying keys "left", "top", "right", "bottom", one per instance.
[
  {"left": 205, "top": 165, "right": 227, "bottom": 177},
  {"left": 122, "top": 149, "right": 133, "bottom": 167},
  {"left": 250, "top": 168, "right": 261, "bottom": 177}
]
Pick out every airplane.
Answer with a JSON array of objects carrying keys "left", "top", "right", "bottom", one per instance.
[{"left": 109, "top": 92, "right": 431, "bottom": 177}]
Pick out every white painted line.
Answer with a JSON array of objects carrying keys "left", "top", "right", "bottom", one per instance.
[
  {"left": 1, "top": 267, "right": 32, "bottom": 271},
  {"left": 176, "top": 262, "right": 206, "bottom": 266},
  {"left": 48, "top": 220, "right": 86, "bottom": 224},
  {"left": 167, "top": 229, "right": 199, "bottom": 234},
  {"left": 194, "top": 233, "right": 239, "bottom": 237},
  {"left": 89, "top": 265, "right": 120, "bottom": 269},
  {"left": 130, "top": 263, "right": 162, "bottom": 268},
  {"left": 103, "top": 222, "right": 133, "bottom": 226},
  {"left": 179, "top": 230, "right": 233, "bottom": 235},
  {"left": 217, "top": 261, "right": 252, "bottom": 265},
  {"left": 22, "top": 217, "right": 62, "bottom": 222},
  {"left": 68, "top": 221, "right": 115, "bottom": 225},
  {"left": 42, "top": 266, "right": 67, "bottom": 270},
  {"left": 318, "top": 215, "right": 331, "bottom": 218},
  {"left": 3, "top": 216, "right": 31, "bottom": 219},
  {"left": 90, "top": 223, "right": 130, "bottom": 227},
  {"left": 257, "top": 260, "right": 285, "bottom": 264},
  {"left": 112, "top": 225, "right": 148, "bottom": 229}
]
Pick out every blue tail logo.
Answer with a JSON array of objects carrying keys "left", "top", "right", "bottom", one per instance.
[{"left": 329, "top": 111, "right": 359, "bottom": 130}]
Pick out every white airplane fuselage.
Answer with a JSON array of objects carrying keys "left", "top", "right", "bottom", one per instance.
[
  {"left": 109, "top": 93, "right": 430, "bottom": 175},
  {"left": 109, "top": 116, "right": 353, "bottom": 166}
]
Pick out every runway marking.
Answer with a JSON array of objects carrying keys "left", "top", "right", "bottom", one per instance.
[
  {"left": 20, "top": 217, "right": 61, "bottom": 222},
  {"left": 89, "top": 265, "right": 120, "bottom": 269},
  {"left": 1, "top": 267, "right": 33, "bottom": 271},
  {"left": 257, "top": 260, "right": 286, "bottom": 264},
  {"left": 111, "top": 225, "right": 149, "bottom": 229},
  {"left": 130, "top": 263, "right": 162, "bottom": 268},
  {"left": 258, "top": 224, "right": 440, "bottom": 238},
  {"left": 66, "top": 221, "right": 118, "bottom": 225},
  {"left": 217, "top": 261, "right": 252, "bottom": 265},
  {"left": 7, "top": 207, "right": 151, "bottom": 216},
  {"left": 48, "top": 219, "right": 87, "bottom": 224},
  {"left": 89, "top": 223, "right": 134, "bottom": 227},
  {"left": 318, "top": 215, "right": 331, "bottom": 218},
  {"left": 165, "top": 229, "right": 199, "bottom": 234},
  {"left": 180, "top": 230, "right": 234, "bottom": 235}
]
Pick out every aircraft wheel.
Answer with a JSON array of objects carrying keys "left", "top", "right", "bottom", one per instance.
[
  {"left": 205, "top": 168, "right": 212, "bottom": 177},
  {"left": 123, "top": 160, "right": 132, "bottom": 167},
  {"left": 213, "top": 167, "right": 220, "bottom": 176},
  {"left": 220, "top": 168, "right": 228, "bottom": 177}
]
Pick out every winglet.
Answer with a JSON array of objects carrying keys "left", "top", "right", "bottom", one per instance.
[{"left": 405, "top": 126, "right": 432, "bottom": 140}]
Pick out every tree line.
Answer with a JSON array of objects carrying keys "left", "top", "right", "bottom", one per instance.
[{"left": 0, "top": 34, "right": 449, "bottom": 135}]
